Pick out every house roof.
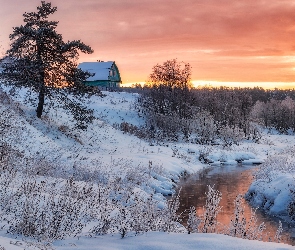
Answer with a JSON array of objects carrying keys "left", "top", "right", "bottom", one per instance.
[{"left": 78, "top": 61, "right": 114, "bottom": 81}]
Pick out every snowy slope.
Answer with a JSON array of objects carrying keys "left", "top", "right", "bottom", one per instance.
[
  {"left": 0, "top": 86, "right": 295, "bottom": 249},
  {"left": 1, "top": 86, "right": 295, "bottom": 210}
]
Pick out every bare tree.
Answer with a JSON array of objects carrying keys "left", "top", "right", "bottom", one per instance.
[{"left": 142, "top": 59, "right": 193, "bottom": 119}]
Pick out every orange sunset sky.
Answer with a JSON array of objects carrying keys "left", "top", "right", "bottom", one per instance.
[{"left": 1, "top": 0, "right": 295, "bottom": 88}]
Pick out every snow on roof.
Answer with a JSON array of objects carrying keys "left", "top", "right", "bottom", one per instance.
[{"left": 78, "top": 61, "right": 114, "bottom": 81}]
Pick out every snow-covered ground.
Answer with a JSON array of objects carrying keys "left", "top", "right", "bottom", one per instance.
[
  {"left": 54, "top": 232, "right": 295, "bottom": 250},
  {"left": 0, "top": 232, "right": 294, "bottom": 250},
  {"left": 0, "top": 86, "right": 294, "bottom": 249},
  {"left": 246, "top": 146, "right": 295, "bottom": 221}
]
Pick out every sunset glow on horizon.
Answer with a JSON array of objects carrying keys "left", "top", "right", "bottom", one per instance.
[
  {"left": 1, "top": 0, "right": 295, "bottom": 89},
  {"left": 122, "top": 81, "right": 295, "bottom": 90}
]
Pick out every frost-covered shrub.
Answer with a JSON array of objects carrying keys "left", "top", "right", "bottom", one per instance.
[
  {"left": 1, "top": 176, "right": 86, "bottom": 241},
  {"left": 126, "top": 194, "right": 159, "bottom": 234},
  {"left": 243, "top": 209, "right": 266, "bottom": 241},
  {"left": 88, "top": 184, "right": 115, "bottom": 235},
  {"left": 187, "top": 206, "right": 201, "bottom": 234},
  {"left": 185, "top": 190, "right": 283, "bottom": 243},
  {"left": 226, "top": 194, "right": 266, "bottom": 240},
  {"left": 199, "top": 185, "right": 222, "bottom": 233},
  {"left": 192, "top": 111, "right": 216, "bottom": 145},
  {"left": 0, "top": 99, "right": 23, "bottom": 147},
  {"left": 146, "top": 113, "right": 181, "bottom": 142},
  {"left": 247, "top": 122, "right": 262, "bottom": 142},
  {"left": 158, "top": 192, "right": 182, "bottom": 233},
  {"left": 218, "top": 126, "right": 243, "bottom": 148},
  {"left": 198, "top": 146, "right": 213, "bottom": 164},
  {"left": 228, "top": 194, "right": 247, "bottom": 238},
  {"left": 274, "top": 221, "right": 283, "bottom": 243},
  {"left": 90, "top": 188, "right": 182, "bottom": 238},
  {"left": 116, "top": 122, "right": 149, "bottom": 140},
  {"left": 251, "top": 97, "right": 295, "bottom": 133},
  {"left": 254, "top": 154, "right": 295, "bottom": 182}
]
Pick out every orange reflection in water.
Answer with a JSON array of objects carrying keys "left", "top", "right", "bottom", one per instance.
[{"left": 177, "top": 165, "right": 294, "bottom": 245}]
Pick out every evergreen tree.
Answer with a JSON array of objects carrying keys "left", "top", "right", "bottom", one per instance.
[{"left": 0, "top": 1, "right": 93, "bottom": 118}]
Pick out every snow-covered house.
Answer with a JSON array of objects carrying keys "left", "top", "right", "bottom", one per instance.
[{"left": 78, "top": 61, "right": 121, "bottom": 88}]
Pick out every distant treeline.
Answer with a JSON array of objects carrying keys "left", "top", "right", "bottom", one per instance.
[
  {"left": 127, "top": 84, "right": 295, "bottom": 145},
  {"left": 126, "top": 84, "right": 295, "bottom": 102},
  {"left": 202, "top": 86, "right": 295, "bottom": 103}
]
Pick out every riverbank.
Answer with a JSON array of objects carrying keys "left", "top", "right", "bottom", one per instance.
[{"left": 246, "top": 147, "right": 295, "bottom": 223}]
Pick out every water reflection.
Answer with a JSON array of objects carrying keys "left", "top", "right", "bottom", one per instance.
[{"left": 177, "top": 165, "right": 295, "bottom": 246}]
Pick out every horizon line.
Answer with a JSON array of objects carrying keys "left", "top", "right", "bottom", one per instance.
[{"left": 121, "top": 81, "right": 295, "bottom": 90}]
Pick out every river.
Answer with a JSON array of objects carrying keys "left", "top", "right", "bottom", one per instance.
[{"left": 177, "top": 164, "right": 295, "bottom": 246}]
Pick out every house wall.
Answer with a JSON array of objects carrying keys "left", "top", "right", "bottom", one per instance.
[
  {"left": 108, "top": 63, "right": 121, "bottom": 87},
  {"left": 84, "top": 80, "right": 109, "bottom": 87},
  {"left": 84, "top": 80, "right": 120, "bottom": 88}
]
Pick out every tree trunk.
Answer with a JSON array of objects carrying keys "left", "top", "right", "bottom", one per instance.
[
  {"left": 36, "top": 38, "right": 45, "bottom": 119},
  {"left": 36, "top": 85, "right": 45, "bottom": 118}
]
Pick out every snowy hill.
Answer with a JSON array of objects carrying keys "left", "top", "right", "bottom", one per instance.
[{"left": 0, "top": 86, "right": 294, "bottom": 249}]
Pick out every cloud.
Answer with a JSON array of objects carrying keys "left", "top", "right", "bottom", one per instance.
[{"left": 2, "top": 0, "right": 295, "bottom": 83}]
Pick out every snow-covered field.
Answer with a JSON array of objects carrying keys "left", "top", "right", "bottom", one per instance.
[
  {"left": 0, "top": 86, "right": 294, "bottom": 249},
  {"left": 53, "top": 232, "right": 295, "bottom": 250},
  {"left": 0, "top": 231, "right": 294, "bottom": 250}
]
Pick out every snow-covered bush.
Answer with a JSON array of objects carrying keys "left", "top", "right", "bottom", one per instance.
[
  {"left": 116, "top": 122, "right": 149, "bottom": 141},
  {"left": 274, "top": 221, "right": 283, "bottom": 243},
  {"left": 198, "top": 146, "right": 213, "bottom": 164},
  {"left": 192, "top": 111, "right": 216, "bottom": 145},
  {"left": 187, "top": 206, "right": 201, "bottom": 234},
  {"left": 250, "top": 97, "right": 295, "bottom": 133},
  {"left": 0, "top": 137, "right": 185, "bottom": 242},
  {"left": 218, "top": 126, "right": 243, "bottom": 148},
  {"left": 228, "top": 194, "right": 247, "bottom": 237},
  {"left": 254, "top": 153, "right": 295, "bottom": 182},
  {"left": 89, "top": 187, "right": 183, "bottom": 238},
  {"left": 0, "top": 174, "right": 87, "bottom": 241},
  {"left": 199, "top": 185, "right": 222, "bottom": 233},
  {"left": 185, "top": 191, "right": 283, "bottom": 242},
  {"left": 227, "top": 194, "right": 266, "bottom": 240},
  {"left": 247, "top": 122, "right": 262, "bottom": 142},
  {"left": 158, "top": 192, "right": 182, "bottom": 233}
]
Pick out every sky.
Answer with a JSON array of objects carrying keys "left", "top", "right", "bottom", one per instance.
[{"left": 1, "top": 0, "right": 295, "bottom": 88}]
